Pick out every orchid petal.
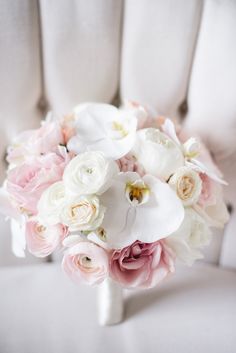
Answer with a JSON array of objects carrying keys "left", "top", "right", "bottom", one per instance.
[
  {"left": 100, "top": 178, "right": 137, "bottom": 248},
  {"left": 133, "top": 175, "right": 185, "bottom": 242},
  {"left": 162, "top": 118, "right": 180, "bottom": 145},
  {"left": 186, "top": 159, "right": 227, "bottom": 185}
]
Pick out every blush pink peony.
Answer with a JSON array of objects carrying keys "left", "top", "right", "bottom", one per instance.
[
  {"left": 7, "top": 121, "right": 64, "bottom": 165},
  {"left": 25, "top": 220, "right": 67, "bottom": 257},
  {"left": 6, "top": 151, "right": 70, "bottom": 215},
  {"left": 62, "top": 242, "right": 109, "bottom": 285},
  {"left": 110, "top": 240, "right": 175, "bottom": 288}
]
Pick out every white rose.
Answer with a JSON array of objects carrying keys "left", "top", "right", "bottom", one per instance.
[
  {"left": 133, "top": 128, "right": 184, "bottom": 180},
  {"left": 37, "top": 181, "right": 66, "bottom": 225},
  {"left": 166, "top": 208, "right": 212, "bottom": 266},
  {"left": 60, "top": 195, "right": 105, "bottom": 231},
  {"left": 168, "top": 166, "right": 202, "bottom": 206},
  {"left": 63, "top": 151, "right": 119, "bottom": 196}
]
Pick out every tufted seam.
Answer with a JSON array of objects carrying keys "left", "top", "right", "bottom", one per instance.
[
  {"left": 36, "top": 0, "right": 49, "bottom": 115},
  {"left": 178, "top": 0, "right": 204, "bottom": 121}
]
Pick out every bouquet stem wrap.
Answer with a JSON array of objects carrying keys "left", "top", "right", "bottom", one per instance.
[{"left": 97, "top": 278, "right": 123, "bottom": 325}]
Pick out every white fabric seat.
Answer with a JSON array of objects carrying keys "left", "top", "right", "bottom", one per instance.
[{"left": 0, "top": 262, "right": 235, "bottom": 353}]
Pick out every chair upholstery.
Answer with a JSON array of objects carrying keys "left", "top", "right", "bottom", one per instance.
[{"left": 0, "top": 0, "right": 235, "bottom": 351}]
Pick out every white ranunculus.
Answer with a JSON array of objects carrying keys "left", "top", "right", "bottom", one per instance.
[
  {"left": 133, "top": 128, "right": 184, "bottom": 180},
  {"left": 166, "top": 208, "right": 212, "bottom": 266},
  {"left": 63, "top": 151, "right": 119, "bottom": 196},
  {"left": 60, "top": 195, "right": 105, "bottom": 231},
  {"left": 168, "top": 166, "right": 202, "bottom": 206},
  {"left": 99, "top": 172, "right": 184, "bottom": 249},
  {"left": 67, "top": 103, "right": 138, "bottom": 159},
  {"left": 37, "top": 181, "right": 66, "bottom": 226}
]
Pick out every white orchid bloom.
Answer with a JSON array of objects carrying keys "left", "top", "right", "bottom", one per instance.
[
  {"left": 99, "top": 172, "right": 184, "bottom": 249},
  {"left": 67, "top": 103, "right": 138, "bottom": 159}
]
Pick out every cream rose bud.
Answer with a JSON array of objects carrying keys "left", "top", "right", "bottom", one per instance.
[
  {"left": 168, "top": 167, "right": 202, "bottom": 206},
  {"left": 63, "top": 151, "right": 119, "bottom": 196},
  {"left": 60, "top": 195, "right": 105, "bottom": 231},
  {"left": 37, "top": 181, "right": 66, "bottom": 225},
  {"left": 166, "top": 208, "right": 212, "bottom": 266},
  {"left": 133, "top": 128, "right": 184, "bottom": 180}
]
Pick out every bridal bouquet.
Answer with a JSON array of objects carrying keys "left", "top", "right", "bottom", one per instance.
[{"left": 0, "top": 102, "right": 229, "bottom": 288}]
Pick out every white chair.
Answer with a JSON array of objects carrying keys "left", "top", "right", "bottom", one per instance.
[{"left": 0, "top": 1, "right": 235, "bottom": 352}]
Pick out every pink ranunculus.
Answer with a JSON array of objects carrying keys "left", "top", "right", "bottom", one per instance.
[
  {"left": 110, "top": 240, "right": 175, "bottom": 289},
  {"left": 6, "top": 151, "right": 70, "bottom": 215},
  {"left": 116, "top": 153, "right": 145, "bottom": 176},
  {"left": 62, "top": 242, "right": 109, "bottom": 285},
  {"left": 25, "top": 220, "right": 68, "bottom": 257},
  {"left": 7, "top": 121, "right": 64, "bottom": 165},
  {"left": 34, "top": 120, "right": 65, "bottom": 153}
]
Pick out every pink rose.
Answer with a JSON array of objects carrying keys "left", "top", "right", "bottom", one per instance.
[
  {"left": 25, "top": 220, "right": 67, "bottom": 257},
  {"left": 110, "top": 240, "right": 175, "bottom": 289},
  {"left": 116, "top": 153, "right": 145, "bottom": 175},
  {"left": 62, "top": 242, "right": 109, "bottom": 285},
  {"left": 6, "top": 151, "right": 69, "bottom": 215},
  {"left": 7, "top": 121, "right": 64, "bottom": 165}
]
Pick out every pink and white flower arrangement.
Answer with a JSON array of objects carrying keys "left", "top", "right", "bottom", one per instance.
[{"left": 0, "top": 102, "right": 229, "bottom": 289}]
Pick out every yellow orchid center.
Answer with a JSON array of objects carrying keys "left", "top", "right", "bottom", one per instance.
[
  {"left": 125, "top": 180, "right": 150, "bottom": 206},
  {"left": 112, "top": 121, "right": 128, "bottom": 138}
]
